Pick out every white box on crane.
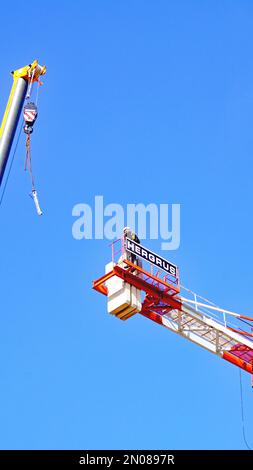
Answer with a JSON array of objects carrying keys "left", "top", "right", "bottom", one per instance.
[{"left": 105, "top": 262, "right": 141, "bottom": 320}]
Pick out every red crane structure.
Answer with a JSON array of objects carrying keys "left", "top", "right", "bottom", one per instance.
[{"left": 93, "top": 231, "right": 253, "bottom": 378}]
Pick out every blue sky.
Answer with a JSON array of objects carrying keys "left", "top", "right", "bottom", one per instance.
[{"left": 0, "top": 0, "right": 253, "bottom": 449}]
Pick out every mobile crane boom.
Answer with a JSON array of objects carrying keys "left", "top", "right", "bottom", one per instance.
[{"left": 0, "top": 60, "right": 46, "bottom": 187}]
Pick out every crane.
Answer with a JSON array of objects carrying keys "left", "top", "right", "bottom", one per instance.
[
  {"left": 0, "top": 60, "right": 46, "bottom": 212},
  {"left": 93, "top": 229, "right": 253, "bottom": 381}
]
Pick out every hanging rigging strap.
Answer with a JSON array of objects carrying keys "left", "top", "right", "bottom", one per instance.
[
  {"left": 24, "top": 133, "right": 42, "bottom": 216},
  {"left": 25, "top": 134, "right": 35, "bottom": 190}
]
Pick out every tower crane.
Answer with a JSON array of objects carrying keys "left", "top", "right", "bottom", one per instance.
[{"left": 93, "top": 229, "right": 253, "bottom": 382}]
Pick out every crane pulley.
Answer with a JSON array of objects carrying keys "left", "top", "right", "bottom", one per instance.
[{"left": 23, "top": 102, "right": 38, "bottom": 134}]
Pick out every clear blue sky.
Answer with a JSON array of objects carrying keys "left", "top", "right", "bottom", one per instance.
[{"left": 0, "top": 0, "right": 252, "bottom": 450}]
